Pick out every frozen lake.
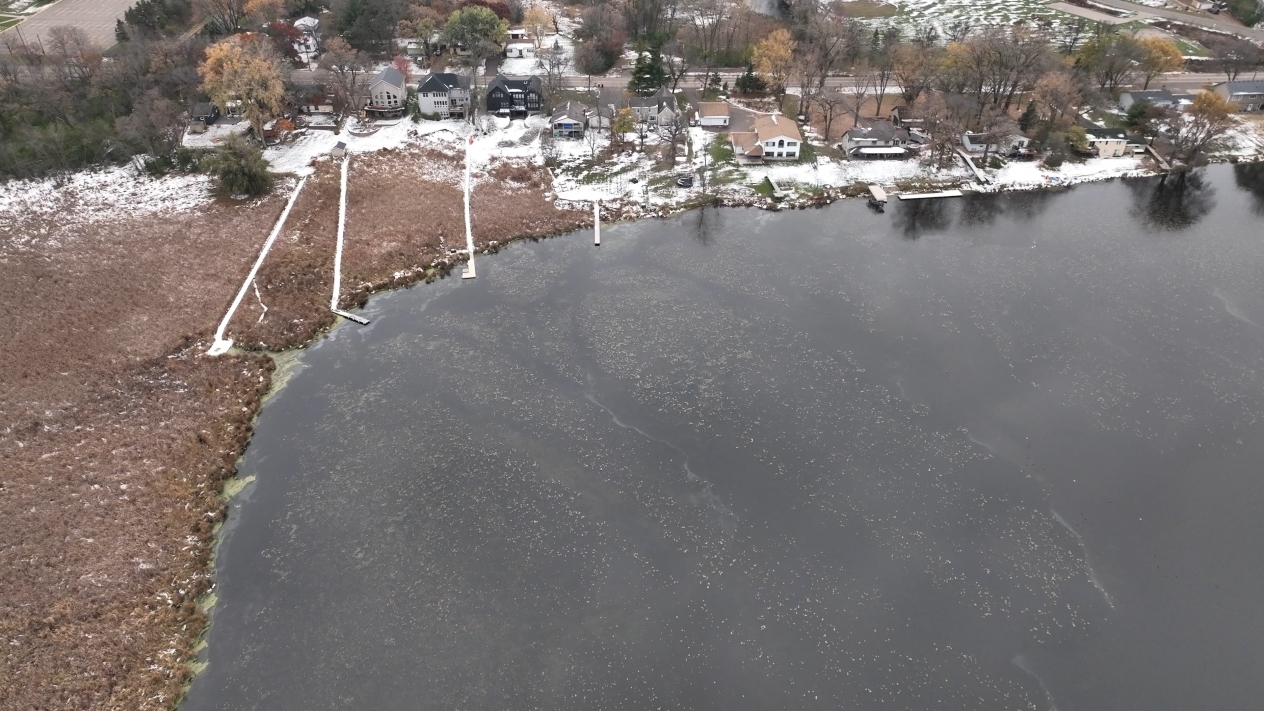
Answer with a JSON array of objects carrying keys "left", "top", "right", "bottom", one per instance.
[{"left": 185, "top": 164, "right": 1264, "bottom": 710}]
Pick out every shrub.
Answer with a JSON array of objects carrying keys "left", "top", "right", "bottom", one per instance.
[
  {"left": 204, "top": 135, "right": 274, "bottom": 197},
  {"left": 988, "top": 156, "right": 1003, "bottom": 170},
  {"left": 1043, "top": 153, "right": 1065, "bottom": 169}
]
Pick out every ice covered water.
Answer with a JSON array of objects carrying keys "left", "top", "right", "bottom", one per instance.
[{"left": 185, "top": 165, "right": 1264, "bottom": 710}]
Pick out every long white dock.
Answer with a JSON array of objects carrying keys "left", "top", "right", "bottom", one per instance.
[
  {"left": 207, "top": 176, "right": 309, "bottom": 355},
  {"left": 461, "top": 133, "right": 477, "bottom": 279}
]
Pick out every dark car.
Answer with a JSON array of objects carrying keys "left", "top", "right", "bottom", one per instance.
[{"left": 676, "top": 174, "right": 694, "bottom": 188}]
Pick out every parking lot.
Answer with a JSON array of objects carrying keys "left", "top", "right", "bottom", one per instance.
[{"left": 0, "top": 0, "right": 133, "bottom": 51}]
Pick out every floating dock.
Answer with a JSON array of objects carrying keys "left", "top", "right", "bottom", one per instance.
[{"left": 867, "top": 184, "right": 888, "bottom": 204}]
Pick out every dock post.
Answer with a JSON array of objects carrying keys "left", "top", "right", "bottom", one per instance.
[{"left": 594, "top": 199, "right": 600, "bottom": 246}]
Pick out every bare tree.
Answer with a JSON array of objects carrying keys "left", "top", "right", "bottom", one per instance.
[
  {"left": 318, "top": 37, "right": 371, "bottom": 118},
  {"left": 634, "top": 110, "right": 651, "bottom": 151},
  {"left": 659, "top": 112, "right": 685, "bottom": 166},
  {"left": 195, "top": 0, "right": 248, "bottom": 35},
  {"left": 584, "top": 120, "right": 603, "bottom": 158},
  {"left": 818, "top": 90, "right": 849, "bottom": 143}
]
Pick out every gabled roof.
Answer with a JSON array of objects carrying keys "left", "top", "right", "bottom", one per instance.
[
  {"left": 730, "top": 131, "right": 763, "bottom": 156},
  {"left": 373, "top": 66, "right": 407, "bottom": 89},
  {"left": 550, "top": 100, "right": 592, "bottom": 124},
  {"left": 1122, "top": 89, "right": 1176, "bottom": 103},
  {"left": 191, "top": 102, "right": 218, "bottom": 118},
  {"left": 417, "top": 72, "right": 469, "bottom": 93},
  {"left": 754, "top": 114, "right": 801, "bottom": 142},
  {"left": 845, "top": 118, "right": 904, "bottom": 143},
  {"left": 698, "top": 102, "right": 730, "bottom": 118},
  {"left": 488, "top": 74, "right": 542, "bottom": 94},
  {"left": 1217, "top": 79, "right": 1264, "bottom": 95},
  {"left": 629, "top": 88, "right": 677, "bottom": 111},
  {"left": 294, "top": 16, "right": 318, "bottom": 31}
]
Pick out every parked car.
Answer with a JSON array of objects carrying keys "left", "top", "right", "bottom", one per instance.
[{"left": 676, "top": 174, "right": 694, "bottom": 188}]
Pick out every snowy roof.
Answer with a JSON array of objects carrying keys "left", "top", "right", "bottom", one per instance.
[
  {"left": 1121, "top": 89, "right": 1176, "bottom": 104},
  {"left": 846, "top": 118, "right": 905, "bottom": 143},
  {"left": 417, "top": 72, "right": 468, "bottom": 93},
  {"left": 550, "top": 100, "right": 592, "bottom": 124},
  {"left": 294, "top": 16, "right": 318, "bottom": 31},
  {"left": 1218, "top": 80, "right": 1264, "bottom": 95},
  {"left": 1085, "top": 128, "right": 1128, "bottom": 141}
]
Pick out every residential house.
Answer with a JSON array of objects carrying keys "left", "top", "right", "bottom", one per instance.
[
  {"left": 417, "top": 72, "right": 471, "bottom": 119},
  {"left": 698, "top": 102, "right": 730, "bottom": 128},
  {"left": 1212, "top": 80, "right": 1264, "bottom": 112},
  {"left": 508, "top": 27, "right": 529, "bottom": 42},
  {"left": 366, "top": 66, "right": 408, "bottom": 118},
  {"left": 1119, "top": 89, "right": 1178, "bottom": 111},
  {"left": 486, "top": 74, "right": 543, "bottom": 117},
  {"left": 190, "top": 102, "right": 219, "bottom": 131},
  {"left": 505, "top": 42, "right": 533, "bottom": 59},
  {"left": 550, "top": 101, "right": 593, "bottom": 138},
  {"left": 730, "top": 113, "right": 803, "bottom": 164},
  {"left": 1084, "top": 128, "right": 1132, "bottom": 158},
  {"left": 841, "top": 118, "right": 912, "bottom": 159},
  {"left": 629, "top": 88, "right": 679, "bottom": 127},
  {"left": 961, "top": 131, "right": 1032, "bottom": 156}
]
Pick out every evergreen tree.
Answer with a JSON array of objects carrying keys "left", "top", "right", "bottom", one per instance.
[
  {"left": 115, "top": 19, "right": 130, "bottom": 44},
  {"left": 628, "top": 50, "right": 668, "bottom": 95},
  {"left": 1018, "top": 100, "right": 1039, "bottom": 133},
  {"left": 734, "top": 63, "right": 766, "bottom": 95},
  {"left": 205, "top": 135, "right": 275, "bottom": 197}
]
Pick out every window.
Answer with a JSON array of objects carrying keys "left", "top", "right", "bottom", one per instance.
[{"left": 778, "top": 140, "right": 784, "bottom": 148}]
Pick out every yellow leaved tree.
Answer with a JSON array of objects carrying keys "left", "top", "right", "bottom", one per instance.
[
  {"left": 752, "top": 29, "right": 796, "bottom": 95},
  {"left": 198, "top": 34, "right": 286, "bottom": 144}
]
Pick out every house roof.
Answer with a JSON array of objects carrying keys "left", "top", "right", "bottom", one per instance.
[
  {"left": 730, "top": 131, "right": 763, "bottom": 156},
  {"left": 1218, "top": 80, "right": 1264, "bottom": 95},
  {"left": 629, "top": 88, "right": 677, "bottom": 111},
  {"left": 845, "top": 118, "right": 905, "bottom": 143},
  {"left": 753, "top": 114, "right": 801, "bottom": 142},
  {"left": 488, "top": 74, "right": 542, "bottom": 93},
  {"left": 191, "top": 102, "right": 217, "bottom": 117},
  {"left": 373, "top": 66, "right": 407, "bottom": 89},
  {"left": 417, "top": 72, "right": 469, "bottom": 93},
  {"left": 1122, "top": 89, "right": 1176, "bottom": 103},
  {"left": 551, "top": 100, "right": 592, "bottom": 124},
  {"left": 294, "top": 16, "right": 318, "bottom": 31},
  {"left": 1085, "top": 127, "right": 1128, "bottom": 140},
  {"left": 698, "top": 102, "right": 730, "bottom": 118}
]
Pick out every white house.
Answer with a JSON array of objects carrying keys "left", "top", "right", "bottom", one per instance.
[
  {"left": 697, "top": 102, "right": 730, "bottom": 128},
  {"left": 417, "top": 72, "right": 470, "bottom": 119},
  {"left": 1084, "top": 128, "right": 1131, "bottom": 158},
  {"left": 731, "top": 113, "right": 802, "bottom": 163},
  {"left": 367, "top": 66, "right": 408, "bottom": 117},
  {"left": 961, "top": 131, "right": 1032, "bottom": 155},
  {"left": 550, "top": 101, "right": 593, "bottom": 139}
]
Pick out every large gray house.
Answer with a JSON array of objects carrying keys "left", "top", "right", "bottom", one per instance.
[{"left": 417, "top": 73, "right": 471, "bottom": 119}]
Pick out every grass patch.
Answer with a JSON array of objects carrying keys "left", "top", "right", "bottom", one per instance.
[
  {"left": 797, "top": 141, "right": 817, "bottom": 164},
  {"left": 753, "top": 177, "right": 775, "bottom": 198},
  {"left": 0, "top": 17, "right": 21, "bottom": 30},
  {"left": 709, "top": 133, "right": 735, "bottom": 164}
]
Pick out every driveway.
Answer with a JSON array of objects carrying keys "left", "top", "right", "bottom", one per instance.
[{"left": 1, "top": 0, "right": 134, "bottom": 51}]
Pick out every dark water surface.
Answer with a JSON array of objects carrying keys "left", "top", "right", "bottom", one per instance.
[{"left": 186, "top": 165, "right": 1264, "bottom": 711}]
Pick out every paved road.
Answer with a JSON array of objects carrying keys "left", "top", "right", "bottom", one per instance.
[
  {"left": 0, "top": 0, "right": 133, "bottom": 51},
  {"left": 1094, "top": 0, "right": 1264, "bottom": 41}
]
